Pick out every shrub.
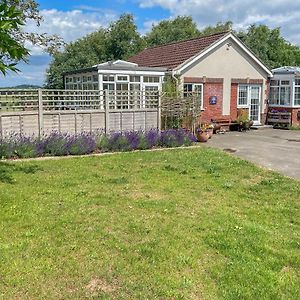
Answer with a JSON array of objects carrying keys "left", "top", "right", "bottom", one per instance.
[{"left": 0, "top": 129, "right": 196, "bottom": 159}]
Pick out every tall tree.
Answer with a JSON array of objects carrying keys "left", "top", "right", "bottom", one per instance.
[
  {"left": 238, "top": 25, "right": 300, "bottom": 69},
  {"left": 46, "top": 14, "right": 144, "bottom": 88},
  {"left": 105, "top": 14, "right": 145, "bottom": 60},
  {"left": 200, "top": 21, "right": 232, "bottom": 36},
  {"left": 145, "top": 16, "right": 200, "bottom": 47}
]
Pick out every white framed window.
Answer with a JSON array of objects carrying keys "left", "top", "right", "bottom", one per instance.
[
  {"left": 269, "top": 79, "right": 291, "bottom": 106},
  {"left": 143, "top": 76, "right": 159, "bottom": 83},
  {"left": 238, "top": 85, "right": 248, "bottom": 106},
  {"left": 294, "top": 78, "right": 300, "bottom": 106},
  {"left": 117, "top": 75, "right": 129, "bottom": 82},
  {"left": 183, "top": 83, "right": 203, "bottom": 109}
]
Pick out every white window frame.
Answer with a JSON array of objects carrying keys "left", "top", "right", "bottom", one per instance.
[
  {"left": 237, "top": 85, "right": 249, "bottom": 108},
  {"left": 294, "top": 78, "right": 300, "bottom": 107},
  {"left": 183, "top": 83, "right": 204, "bottom": 110},
  {"left": 269, "top": 76, "right": 294, "bottom": 107}
]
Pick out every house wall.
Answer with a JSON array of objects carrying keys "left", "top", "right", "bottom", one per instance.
[{"left": 180, "top": 37, "right": 269, "bottom": 123}]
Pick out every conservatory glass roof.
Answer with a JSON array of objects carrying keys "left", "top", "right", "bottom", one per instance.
[{"left": 272, "top": 66, "right": 300, "bottom": 75}]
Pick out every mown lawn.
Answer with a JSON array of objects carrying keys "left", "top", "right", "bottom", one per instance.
[{"left": 0, "top": 147, "right": 299, "bottom": 299}]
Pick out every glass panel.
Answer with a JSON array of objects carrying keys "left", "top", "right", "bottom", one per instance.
[
  {"left": 281, "top": 80, "right": 290, "bottom": 85},
  {"left": 295, "top": 78, "right": 300, "bottom": 86},
  {"left": 294, "top": 87, "right": 300, "bottom": 106},
  {"left": 93, "top": 75, "right": 98, "bottom": 82},
  {"left": 269, "top": 87, "right": 280, "bottom": 105},
  {"left": 238, "top": 85, "right": 248, "bottom": 106},
  {"left": 130, "top": 76, "right": 140, "bottom": 82},
  {"left": 130, "top": 84, "right": 140, "bottom": 91},
  {"left": 270, "top": 80, "right": 280, "bottom": 86},
  {"left": 143, "top": 76, "right": 159, "bottom": 83},
  {"left": 103, "top": 75, "right": 114, "bottom": 82},
  {"left": 117, "top": 75, "right": 128, "bottom": 81},
  {"left": 250, "top": 86, "right": 260, "bottom": 122},
  {"left": 183, "top": 84, "right": 193, "bottom": 97},
  {"left": 280, "top": 86, "right": 291, "bottom": 105}
]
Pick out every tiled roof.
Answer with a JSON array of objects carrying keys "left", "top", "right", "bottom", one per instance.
[{"left": 128, "top": 31, "right": 230, "bottom": 70}]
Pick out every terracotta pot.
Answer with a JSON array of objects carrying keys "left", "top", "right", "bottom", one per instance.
[
  {"left": 207, "top": 128, "right": 213, "bottom": 138},
  {"left": 196, "top": 131, "right": 209, "bottom": 142}
]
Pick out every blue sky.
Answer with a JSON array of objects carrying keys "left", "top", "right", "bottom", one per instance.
[{"left": 1, "top": 0, "right": 300, "bottom": 87}]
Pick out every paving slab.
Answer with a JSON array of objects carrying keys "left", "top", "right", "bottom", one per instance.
[{"left": 206, "top": 129, "right": 300, "bottom": 180}]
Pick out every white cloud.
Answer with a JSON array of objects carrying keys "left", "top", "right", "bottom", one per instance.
[{"left": 137, "top": 0, "right": 300, "bottom": 45}]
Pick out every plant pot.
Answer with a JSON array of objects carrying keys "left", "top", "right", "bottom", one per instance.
[
  {"left": 196, "top": 131, "right": 209, "bottom": 142},
  {"left": 207, "top": 128, "right": 213, "bottom": 138}
]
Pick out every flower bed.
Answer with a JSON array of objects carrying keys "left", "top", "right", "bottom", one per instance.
[{"left": 0, "top": 129, "right": 197, "bottom": 159}]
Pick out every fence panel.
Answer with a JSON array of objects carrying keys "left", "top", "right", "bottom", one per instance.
[{"left": 0, "top": 89, "right": 160, "bottom": 137}]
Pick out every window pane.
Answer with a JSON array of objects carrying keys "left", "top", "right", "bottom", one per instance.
[
  {"left": 295, "top": 78, "right": 300, "bottom": 86},
  {"left": 269, "top": 87, "right": 280, "bottom": 105},
  {"left": 130, "top": 76, "right": 140, "bottom": 82},
  {"left": 281, "top": 80, "right": 290, "bottom": 85},
  {"left": 295, "top": 87, "right": 300, "bottom": 105},
  {"left": 183, "top": 84, "right": 193, "bottom": 97},
  {"left": 117, "top": 75, "right": 128, "bottom": 81},
  {"left": 145, "top": 86, "right": 158, "bottom": 91},
  {"left": 93, "top": 75, "right": 98, "bottom": 82},
  {"left": 103, "top": 83, "right": 114, "bottom": 91},
  {"left": 238, "top": 85, "right": 248, "bottom": 106},
  {"left": 103, "top": 75, "right": 114, "bottom": 82},
  {"left": 130, "top": 84, "right": 140, "bottom": 91},
  {"left": 143, "top": 76, "right": 159, "bottom": 83},
  {"left": 270, "top": 80, "right": 280, "bottom": 86},
  {"left": 280, "top": 86, "right": 291, "bottom": 105}
]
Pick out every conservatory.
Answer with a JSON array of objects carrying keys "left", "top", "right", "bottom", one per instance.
[
  {"left": 268, "top": 66, "right": 300, "bottom": 126},
  {"left": 63, "top": 60, "right": 166, "bottom": 93}
]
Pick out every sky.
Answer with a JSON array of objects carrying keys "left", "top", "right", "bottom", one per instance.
[{"left": 1, "top": 0, "right": 300, "bottom": 87}]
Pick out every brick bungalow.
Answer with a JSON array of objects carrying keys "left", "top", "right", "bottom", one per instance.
[{"left": 128, "top": 31, "right": 272, "bottom": 125}]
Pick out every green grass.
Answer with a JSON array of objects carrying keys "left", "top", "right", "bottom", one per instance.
[{"left": 0, "top": 147, "right": 299, "bottom": 299}]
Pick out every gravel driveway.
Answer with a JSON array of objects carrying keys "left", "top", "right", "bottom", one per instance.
[{"left": 207, "top": 128, "right": 300, "bottom": 180}]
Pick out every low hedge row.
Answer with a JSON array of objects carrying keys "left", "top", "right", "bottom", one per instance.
[{"left": 0, "top": 129, "right": 197, "bottom": 159}]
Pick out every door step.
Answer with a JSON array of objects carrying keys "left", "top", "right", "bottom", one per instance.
[{"left": 251, "top": 125, "right": 273, "bottom": 130}]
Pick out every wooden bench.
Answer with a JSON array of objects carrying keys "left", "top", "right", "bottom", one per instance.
[
  {"left": 267, "top": 111, "right": 291, "bottom": 128},
  {"left": 211, "top": 118, "right": 231, "bottom": 132}
]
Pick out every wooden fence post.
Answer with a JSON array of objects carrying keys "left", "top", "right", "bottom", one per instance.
[
  {"left": 104, "top": 90, "right": 110, "bottom": 134},
  {"left": 38, "top": 88, "right": 43, "bottom": 137}
]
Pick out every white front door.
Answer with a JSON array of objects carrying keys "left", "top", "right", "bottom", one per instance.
[
  {"left": 249, "top": 86, "right": 261, "bottom": 125},
  {"left": 238, "top": 85, "right": 261, "bottom": 125}
]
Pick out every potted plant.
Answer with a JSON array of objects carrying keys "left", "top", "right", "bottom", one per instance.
[
  {"left": 196, "top": 126, "right": 210, "bottom": 142},
  {"left": 236, "top": 113, "right": 252, "bottom": 131},
  {"left": 207, "top": 124, "right": 214, "bottom": 138}
]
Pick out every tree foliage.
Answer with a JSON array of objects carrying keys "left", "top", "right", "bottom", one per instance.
[
  {"left": 46, "top": 13, "right": 300, "bottom": 88},
  {"left": 0, "top": 2, "right": 28, "bottom": 74},
  {"left": 46, "top": 14, "right": 144, "bottom": 88},
  {"left": 0, "top": 0, "right": 63, "bottom": 76},
  {"left": 237, "top": 25, "right": 300, "bottom": 69},
  {"left": 145, "top": 16, "right": 200, "bottom": 47}
]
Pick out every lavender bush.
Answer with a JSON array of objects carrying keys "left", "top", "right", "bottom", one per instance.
[{"left": 0, "top": 129, "right": 196, "bottom": 159}]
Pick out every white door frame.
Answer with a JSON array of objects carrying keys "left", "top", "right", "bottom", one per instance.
[{"left": 237, "top": 84, "right": 261, "bottom": 125}]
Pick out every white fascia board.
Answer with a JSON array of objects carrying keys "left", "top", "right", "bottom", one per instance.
[
  {"left": 113, "top": 60, "right": 138, "bottom": 66},
  {"left": 98, "top": 69, "right": 166, "bottom": 76},
  {"left": 174, "top": 33, "right": 273, "bottom": 77}
]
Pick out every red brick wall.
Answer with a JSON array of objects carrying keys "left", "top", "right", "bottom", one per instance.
[
  {"left": 230, "top": 83, "right": 238, "bottom": 121},
  {"left": 200, "top": 82, "right": 224, "bottom": 123}
]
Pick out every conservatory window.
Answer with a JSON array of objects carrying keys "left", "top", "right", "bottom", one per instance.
[
  {"left": 103, "top": 75, "right": 115, "bottom": 82},
  {"left": 295, "top": 78, "right": 300, "bottom": 106},
  {"left": 143, "top": 76, "right": 159, "bottom": 83},
  {"left": 269, "top": 79, "right": 291, "bottom": 106}
]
